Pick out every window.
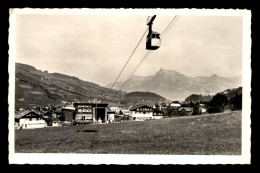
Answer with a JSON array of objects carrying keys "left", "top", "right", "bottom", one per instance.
[{"left": 85, "top": 115, "right": 92, "bottom": 120}]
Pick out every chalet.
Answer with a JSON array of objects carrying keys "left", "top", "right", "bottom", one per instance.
[
  {"left": 129, "top": 104, "right": 164, "bottom": 121},
  {"left": 178, "top": 107, "right": 193, "bottom": 115},
  {"left": 74, "top": 102, "right": 109, "bottom": 124},
  {"left": 129, "top": 105, "right": 154, "bottom": 121},
  {"left": 170, "top": 101, "right": 181, "bottom": 108},
  {"left": 15, "top": 110, "right": 47, "bottom": 129}
]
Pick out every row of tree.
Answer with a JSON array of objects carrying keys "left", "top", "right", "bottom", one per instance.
[
  {"left": 185, "top": 94, "right": 213, "bottom": 103},
  {"left": 206, "top": 93, "right": 242, "bottom": 114},
  {"left": 165, "top": 88, "right": 242, "bottom": 116}
]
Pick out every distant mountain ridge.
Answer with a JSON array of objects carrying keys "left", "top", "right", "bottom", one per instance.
[{"left": 106, "top": 68, "right": 242, "bottom": 101}]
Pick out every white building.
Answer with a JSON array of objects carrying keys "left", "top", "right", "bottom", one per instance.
[
  {"left": 199, "top": 104, "right": 207, "bottom": 113},
  {"left": 109, "top": 106, "right": 121, "bottom": 114},
  {"left": 129, "top": 105, "right": 163, "bottom": 121},
  {"left": 152, "top": 109, "right": 164, "bottom": 119},
  {"left": 107, "top": 111, "right": 115, "bottom": 122},
  {"left": 170, "top": 101, "right": 181, "bottom": 108},
  {"left": 121, "top": 109, "right": 130, "bottom": 115},
  {"left": 51, "top": 118, "right": 62, "bottom": 127},
  {"left": 15, "top": 110, "right": 47, "bottom": 129}
]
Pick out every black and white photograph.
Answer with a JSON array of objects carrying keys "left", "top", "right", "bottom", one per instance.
[{"left": 8, "top": 8, "right": 251, "bottom": 164}]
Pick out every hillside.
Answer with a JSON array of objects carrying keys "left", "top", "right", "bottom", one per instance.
[
  {"left": 15, "top": 63, "right": 125, "bottom": 109},
  {"left": 219, "top": 87, "right": 242, "bottom": 99},
  {"left": 185, "top": 94, "right": 213, "bottom": 103},
  {"left": 125, "top": 91, "right": 166, "bottom": 100},
  {"left": 123, "top": 91, "right": 167, "bottom": 106},
  {"left": 106, "top": 68, "right": 242, "bottom": 101}
]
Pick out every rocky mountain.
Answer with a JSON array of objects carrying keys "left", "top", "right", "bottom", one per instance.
[{"left": 106, "top": 68, "right": 242, "bottom": 101}]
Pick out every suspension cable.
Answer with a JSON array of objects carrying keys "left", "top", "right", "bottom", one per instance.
[
  {"left": 103, "top": 27, "right": 149, "bottom": 99},
  {"left": 116, "top": 15, "right": 178, "bottom": 94}
]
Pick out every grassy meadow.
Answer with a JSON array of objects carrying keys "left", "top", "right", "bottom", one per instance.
[{"left": 15, "top": 111, "right": 241, "bottom": 155}]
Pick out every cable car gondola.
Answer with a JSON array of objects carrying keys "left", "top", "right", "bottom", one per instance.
[{"left": 146, "top": 15, "right": 161, "bottom": 50}]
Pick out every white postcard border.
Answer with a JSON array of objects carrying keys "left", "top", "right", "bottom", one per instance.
[{"left": 8, "top": 8, "right": 251, "bottom": 165}]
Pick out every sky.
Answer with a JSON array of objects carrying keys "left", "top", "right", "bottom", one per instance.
[{"left": 14, "top": 12, "right": 243, "bottom": 86}]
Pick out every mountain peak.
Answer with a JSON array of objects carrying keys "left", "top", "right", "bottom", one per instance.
[
  {"left": 210, "top": 74, "right": 218, "bottom": 78},
  {"left": 157, "top": 68, "right": 180, "bottom": 75}
]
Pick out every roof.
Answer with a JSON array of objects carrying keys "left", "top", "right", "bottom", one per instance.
[
  {"left": 62, "top": 106, "right": 75, "bottom": 110},
  {"left": 172, "top": 101, "right": 180, "bottom": 103},
  {"left": 130, "top": 104, "right": 152, "bottom": 111},
  {"left": 15, "top": 110, "right": 31, "bottom": 119},
  {"left": 15, "top": 110, "right": 41, "bottom": 119},
  {"left": 178, "top": 107, "right": 193, "bottom": 112}
]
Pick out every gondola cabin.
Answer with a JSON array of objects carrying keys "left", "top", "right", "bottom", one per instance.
[
  {"left": 146, "top": 32, "right": 161, "bottom": 50},
  {"left": 146, "top": 15, "right": 161, "bottom": 50}
]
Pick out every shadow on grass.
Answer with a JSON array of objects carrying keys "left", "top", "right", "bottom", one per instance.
[{"left": 77, "top": 130, "right": 98, "bottom": 133}]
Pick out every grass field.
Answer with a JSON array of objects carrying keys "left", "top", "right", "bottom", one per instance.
[{"left": 15, "top": 111, "right": 241, "bottom": 155}]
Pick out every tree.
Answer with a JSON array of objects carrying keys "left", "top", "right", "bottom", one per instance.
[
  {"left": 230, "top": 94, "right": 242, "bottom": 110},
  {"left": 166, "top": 107, "right": 178, "bottom": 117},
  {"left": 208, "top": 94, "right": 228, "bottom": 113},
  {"left": 189, "top": 101, "right": 194, "bottom": 107},
  {"left": 192, "top": 102, "right": 201, "bottom": 115},
  {"left": 210, "top": 94, "right": 228, "bottom": 107},
  {"left": 166, "top": 107, "right": 173, "bottom": 116}
]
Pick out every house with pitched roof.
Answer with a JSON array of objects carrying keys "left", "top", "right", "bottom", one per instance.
[
  {"left": 177, "top": 107, "right": 193, "bottom": 115},
  {"left": 170, "top": 101, "right": 181, "bottom": 108},
  {"left": 15, "top": 110, "right": 47, "bottom": 129},
  {"left": 129, "top": 104, "right": 164, "bottom": 121}
]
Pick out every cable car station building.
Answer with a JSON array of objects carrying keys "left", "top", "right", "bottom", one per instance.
[{"left": 73, "top": 103, "right": 109, "bottom": 124}]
